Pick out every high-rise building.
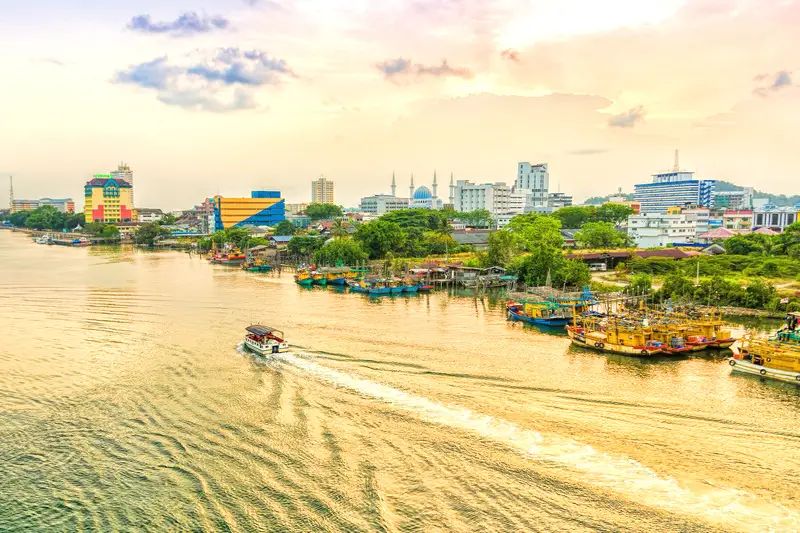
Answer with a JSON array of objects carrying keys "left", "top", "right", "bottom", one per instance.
[
  {"left": 516, "top": 162, "right": 550, "bottom": 208},
  {"left": 634, "top": 171, "right": 716, "bottom": 213},
  {"left": 311, "top": 177, "right": 335, "bottom": 204},
  {"left": 359, "top": 194, "right": 410, "bottom": 215},
  {"left": 212, "top": 191, "right": 286, "bottom": 231},
  {"left": 714, "top": 188, "right": 754, "bottom": 210},
  {"left": 10, "top": 197, "right": 74, "bottom": 213},
  {"left": 111, "top": 163, "right": 134, "bottom": 207},
  {"left": 84, "top": 175, "right": 134, "bottom": 223},
  {"left": 453, "top": 180, "right": 527, "bottom": 228}
]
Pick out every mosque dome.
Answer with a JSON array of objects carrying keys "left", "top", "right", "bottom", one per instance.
[{"left": 413, "top": 186, "right": 433, "bottom": 200}]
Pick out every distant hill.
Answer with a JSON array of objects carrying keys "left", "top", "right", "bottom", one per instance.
[{"left": 586, "top": 181, "right": 799, "bottom": 207}]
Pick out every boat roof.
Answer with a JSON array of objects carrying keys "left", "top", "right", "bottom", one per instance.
[{"left": 246, "top": 324, "right": 283, "bottom": 335}]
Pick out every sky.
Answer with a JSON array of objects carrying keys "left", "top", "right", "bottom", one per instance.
[{"left": 1, "top": 0, "right": 798, "bottom": 210}]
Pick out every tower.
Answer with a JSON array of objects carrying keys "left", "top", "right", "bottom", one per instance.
[
  {"left": 449, "top": 173, "right": 455, "bottom": 205},
  {"left": 111, "top": 163, "right": 134, "bottom": 208},
  {"left": 9, "top": 175, "right": 14, "bottom": 212},
  {"left": 432, "top": 170, "right": 438, "bottom": 202},
  {"left": 391, "top": 172, "right": 396, "bottom": 197},
  {"left": 410, "top": 174, "right": 415, "bottom": 199}
]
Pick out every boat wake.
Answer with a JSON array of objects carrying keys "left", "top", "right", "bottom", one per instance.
[{"left": 236, "top": 344, "right": 799, "bottom": 532}]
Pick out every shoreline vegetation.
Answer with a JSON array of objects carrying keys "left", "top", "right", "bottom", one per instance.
[{"left": 5, "top": 202, "right": 800, "bottom": 313}]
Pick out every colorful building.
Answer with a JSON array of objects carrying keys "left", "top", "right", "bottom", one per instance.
[
  {"left": 212, "top": 191, "right": 285, "bottom": 231},
  {"left": 11, "top": 198, "right": 74, "bottom": 213},
  {"left": 84, "top": 175, "right": 134, "bottom": 223}
]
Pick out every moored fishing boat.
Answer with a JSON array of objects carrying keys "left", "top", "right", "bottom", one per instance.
[
  {"left": 388, "top": 279, "right": 403, "bottom": 294},
  {"left": 507, "top": 301, "right": 572, "bottom": 327},
  {"left": 566, "top": 324, "right": 664, "bottom": 356},
  {"left": 324, "top": 267, "right": 348, "bottom": 285},
  {"left": 216, "top": 251, "right": 247, "bottom": 266},
  {"left": 311, "top": 271, "right": 328, "bottom": 285},
  {"left": 243, "top": 325, "right": 289, "bottom": 355},
  {"left": 729, "top": 336, "right": 800, "bottom": 384},
  {"left": 402, "top": 278, "right": 419, "bottom": 293},
  {"left": 294, "top": 268, "right": 313, "bottom": 286}
]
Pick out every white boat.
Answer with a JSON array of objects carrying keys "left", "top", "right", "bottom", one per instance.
[
  {"left": 728, "top": 339, "right": 800, "bottom": 384},
  {"left": 243, "top": 325, "right": 289, "bottom": 355},
  {"left": 35, "top": 234, "right": 54, "bottom": 245}
]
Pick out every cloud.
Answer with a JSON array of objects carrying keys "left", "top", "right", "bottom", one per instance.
[
  {"left": 377, "top": 58, "right": 473, "bottom": 81},
  {"left": 35, "top": 58, "right": 65, "bottom": 66},
  {"left": 127, "top": 12, "right": 231, "bottom": 37},
  {"left": 114, "top": 49, "right": 294, "bottom": 112},
  {"left": 753, "top": 70, "right": 793, "bottom": 96},
  {"left": 607, "top": 106, "right": 645, "bottom": 128},
  {"left": 568, "top": 148, "right": 608, "bottom": 156},
  {"left": 500, "top": 49, "right": 520, "bottom": 62},
  {"left": 243, "top": 0, "right": 282, "bottom": 8}
]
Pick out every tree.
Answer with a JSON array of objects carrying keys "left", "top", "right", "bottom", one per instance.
[
  {"left": 100, "top": 225, "right": 120, "bottom": 239},
  {"left": 554, "top": 260, "right": 591, "bottom": 288},
  {"left": 454, "top": 209, "right": 493, "bottom": 229},
  {"left": 485, "top": 230, "right": 519, "bottom": 267},
  {"left": 595, "top": 203, "right": 635, "bottom": 225},
  {"left": 507, "top": 214, "right": 563, "bottom": 252},
  {"left": 305, "top": 203, "right": 343, "bottom": 221},
  {"left": 355, "top": 219, "right": 407, "bottom": 259},
  {"left": 743, "top": 279, "right": 776, "bottom": 308},
  {"left": 9, "top": 211, "right": 31, "bottom": 227},
  {"left": 422, "top": 231, "right": 457, "bottom": 255},
  {"left": 274, "top": 220, "right": 296, "bottom": 236},
  {"left": 552, "top": 206, "right": 596, "bottom": 229},
  {"left": 313, "top": 239, "right": 368, "bottom": 265},
  {"left": 134, "top": 222, "right": 169, "bottom": 246},
  {"left": 159, "top": 214, "right": 178, "bottom": 225},
  {"left": 381, "top": 209, "right": 450, "bottom": 233},
  {"left": 23, "top": 205, "right": 60, "bottom": 230},
  {"left": 63, "top": 213, "right": 85, "bottom": 230},
  {"left": 660, "top": 273, "right": 695, "bottom": 299},
  {"left": 625, "top": 273, "right": 653, "bottom": 295},
  {"left": 575, "top": 221, "right": 627, "bottom": 249},
  {"left": 288, "top": 235, "right": 323, "bottom": 257},
  {"left": 330, "top": 219, "right": 348, "bottom": 240}
]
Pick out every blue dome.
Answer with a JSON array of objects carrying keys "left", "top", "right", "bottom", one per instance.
[{"left": 413, "top": 186, "right": 432, "bottom": 200}]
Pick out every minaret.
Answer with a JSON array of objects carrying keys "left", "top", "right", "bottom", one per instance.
[
  {"left": 410, "top": 174, "right": 415, "bottom": 200},
  {"left": 432, "top": 170, "right": 438, "bottom": 203},
  {"left": 391, "top": 172, "right": 396, "bottom": 197},
  {"left": 449, "top": 173, "right": 455, "bottom": 206}
]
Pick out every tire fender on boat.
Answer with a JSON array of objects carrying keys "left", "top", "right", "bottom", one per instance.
[
  {"left": 729, "top": 359, "right": 736, "bottom": 366},
  {"left": 766, "top": 358, "right": 771, "bottom": 363},
  {"left": 760, "top": 369, "right": 767, "bottom": 376},
  {"left": 640, "top": 350, "right": 648, "bottom": 356},
  {"left": 796, "top": 375, "right": 800, "bottom": 382},
  {"left": 594, "top": 342, "right": 604, "bottom": 349}
]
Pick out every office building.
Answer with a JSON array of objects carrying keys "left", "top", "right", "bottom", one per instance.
[
  {"left": 682, "top": 207, "right": 711, "bottom": 235},
  {"left": 634, "top": 171, "right": 716, "bottom": 213},
  {"left": 311, "top": 177, "right": 335, "bottom": 204},
  {"left": 722, "top": 210, "right": 753, "bottom": 232},
  {"left": 547, "top": 192, "right": 573, "bottom": 211},
  {"left": 11, "top": 198, "right": 74, "bottom": 213},
  {"left": 516, "top": 162, "right": 550, "bottom": 207},
  {"left": 714, "top": 188, "right": 754, "bottom": 210},
  {"left": 84, "top": 175, "right": 134, "bottom": 223},
  {"left": 285, "top": 203, "right": 309, "bottom": 216},
  {"left": 359, "top": 194, "right": 410, "bottom": 215},
  {"left": 111, "top": 163, "right": 134, "bottom": 207},
  {"left": 212, "top": 191, "right": 285, "bottom": 231},
  {"left": 453, "top": 180, "right": 526, "bottom": 228},
  {"left": 627, "top": 212, "right": 701, "bottom": 247},
  {"left": 752, "top": 203, "right": 800, "bottom": 232}
]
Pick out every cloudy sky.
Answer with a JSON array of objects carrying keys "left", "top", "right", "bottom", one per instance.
[{"left": 1, "top": 0, "right": 798, "bottom": 210}]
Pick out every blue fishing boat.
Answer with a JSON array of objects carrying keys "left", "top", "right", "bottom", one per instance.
[
  {"left": 388, "top": 280, "right": 404, "bottom": 294},
  {"left": 368, "top": 280, "right": 392, "bottom": 295},
  {"left": 507, "top": 301, "right": 572, "bottom": 327},
  {"left": 402, "top": 281, "right": 419, "bottom": 293}
]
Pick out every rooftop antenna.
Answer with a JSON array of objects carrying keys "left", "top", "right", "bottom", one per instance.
[{"left": 674, "top": 149, "right": 680, "bottom": 172}]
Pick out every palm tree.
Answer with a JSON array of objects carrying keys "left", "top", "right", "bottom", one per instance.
[{"left": 331, "top": 219, "right": 348, "bottom": 240}]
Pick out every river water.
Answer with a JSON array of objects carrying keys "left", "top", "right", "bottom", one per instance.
[{"left": 1, "top": 229, "right": 799, "bottom": 532}]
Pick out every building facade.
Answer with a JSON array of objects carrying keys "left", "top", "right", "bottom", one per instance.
[
  {"left": 84, "top": 175, "right": 134, "bottom": 223},
  {"left": 137, "top": 208, "right": 164, "bottom": 223},
  {"left": 547, "top": 192, "right": 573, "bottom": 211},
  {"left": 212, "top": 191, "right": 285, "bottom": 231},
  {"left": 285, "top": 203, "right": 309, "bottom": 216},
  {"left": 714, "top": 188, "right": 754, "bottom": 210},
  {"left": 634, "top": 171, "right": 716, "bottom": 213},
  {"left": 627, "top": 212, "right": 698, "bottom": 248},
  {"left": 359, "top": 194, "right": 410, "bottom": 215},
  {"left": 111, "top": 163, "right": 134, "bottom": 208},
  {"left": 752, "top": 203, "right": 800, "bottom": 232},
  {"left": 722, "top": 210, "right": 753, "bottom": 232},
  {"left": 11, "top": 198, "right": 74, "bottom": 213},
  {"left": 453, "top": 180, "right": 526, "bottom": 227},
  {"left": 311, "top": 177, "right": 334, "bottom": 204},
  {"left": 516, "top": 162, "right": 549, "bottom": 207}
]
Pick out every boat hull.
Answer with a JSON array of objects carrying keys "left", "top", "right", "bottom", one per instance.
[
  {"left": 402, "top": 285, "right": 419, "bottom": 293},
  {"left": 729, "top": 358, "right": 800, "bottom": 384},
  {"left": 312, "top": 277, "right": 327, "bottom": 285},
  {"left": 567, "top": 327, "right": 663, "bottom": 357},
  {"left": 368, "top": 288, "right": 391, "bottom": 295},
  {"left": 390, "top": 287, "right": 404, "bottom": 294},
  {"left": 295, "top": 277, "right": 313, "bottom": 286},
  {"left": 687, "top": 338, "right": 736, "bottom": 350},
  {"left": 508, "top": 308, "right": 570, "bottom": 326},
  {"left": 327, "top": 277, "right": 347, "bottom": 285},
  {"left": 244, "top": 337, "right": 289, "bottom": 355}
]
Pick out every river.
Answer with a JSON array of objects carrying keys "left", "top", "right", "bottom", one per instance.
[{"left": 1, "top": 229, "right": 799, "bottom": 532}]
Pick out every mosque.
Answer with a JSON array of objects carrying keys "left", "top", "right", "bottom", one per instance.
[{"left": 390, "top": 171, "right": 449, "bottom": 210}]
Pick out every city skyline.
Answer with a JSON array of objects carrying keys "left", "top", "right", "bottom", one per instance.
[{"left": 1, "top": 0, "right": 799, "bottom": 210}]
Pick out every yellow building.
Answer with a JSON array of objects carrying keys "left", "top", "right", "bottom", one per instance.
[
  {"left": 84, "top": 175, "right": 134, "bottom": 223},
  {"left": 311, "top": 177, "right": 334, "bottom": 204}
]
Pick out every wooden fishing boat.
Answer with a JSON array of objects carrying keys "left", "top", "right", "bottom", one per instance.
[
  {"left": 402, "top": 278, "right": 419, "bottom": 293},
  {"left": 566, "top": 325, "right": 664, "bottom": 356},
  {"left": 729, "top": 336, "right": 800, "bottom": 384},
  {"left": 311, "top": 271, "right": 328, "bottom": 285},
  {"left": 295, "top": 269, "right": 313, "bottom": 286},
  {"left": 507, "top": 301, "right": 572, "bottom": 327},
  {"left": 243, "top": 325, "right": 289, "bottom": 355},
  {"left": 216, "top": 252, "right": 247, "bottom": 266},
  {"left": 324, "top": 267, "right": 348, "bottom": 285},
  {"left": 388, "top": 279, "right": 404, "bottom": 294},
  {"left": 369, "top": 280, "right": 392, "bottom": 295}
]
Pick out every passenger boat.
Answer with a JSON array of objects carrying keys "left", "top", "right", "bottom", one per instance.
[
  {"left": 729, "top": 336, "right": 800, "bottom": 384},
  {"left": 311, "top": 271, "right": 328, "bottom": 285},
  {"left": 507, "top": 301, "right": 572, "bottom": 327},
  {"left": 215, "top": 252, "right": 247, "bottom": 266},
  {"left": 566, "top": 315, "right": 664, "bottom": 357},
  {"left": 402, "top": 278, "right": 419, "bottom": 293},
  {"left": 294, "top": 269, "right": 313, "bottom": 286},
  {"left": 243, "top": 325, "right": 289, "bottom": 355}
]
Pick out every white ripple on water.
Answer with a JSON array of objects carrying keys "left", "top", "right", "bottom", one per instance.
[{"left": 237, "top": 344, "right": 800, "bottom": 533}]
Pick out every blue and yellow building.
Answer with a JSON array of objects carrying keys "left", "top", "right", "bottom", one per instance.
[
  {"left": 84, "top": 175, "right": 134, "bottom": 223},
  {"left": 213, "top": 191, "right": 285, "bottom": 231}
]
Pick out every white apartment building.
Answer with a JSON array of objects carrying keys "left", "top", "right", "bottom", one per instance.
[
  {"left": 111, "top": 163, "right": 134, "bottom": 207},
  {"left": 682, "top": 207, "right": 711, "bottom": 235},
  {"left": 547, "top": 192, "right": 573, "bottom": 211},
  {"left": 137, "top": 208, "right": 164, "bottom": 223},
  {"left": 359, "top": 194, "right": 410, "bottom": 215},
  {"left": 715, "top": 188, "right": 754, "bottom": 210},
  {"left": 627, "top": 213, "right": 698, "bottom": 248},
  {"left": 453, "top": 180, "right": 526, "bottom": 227},
  {"left": 311, "top": 177, "right": 335, "bottom": 204},
  {"left": 723, "top": 210, "right": 753, "bottom": 232},
  {"left": 516, "top": 162, "right": 550, "bottom": 208}
]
